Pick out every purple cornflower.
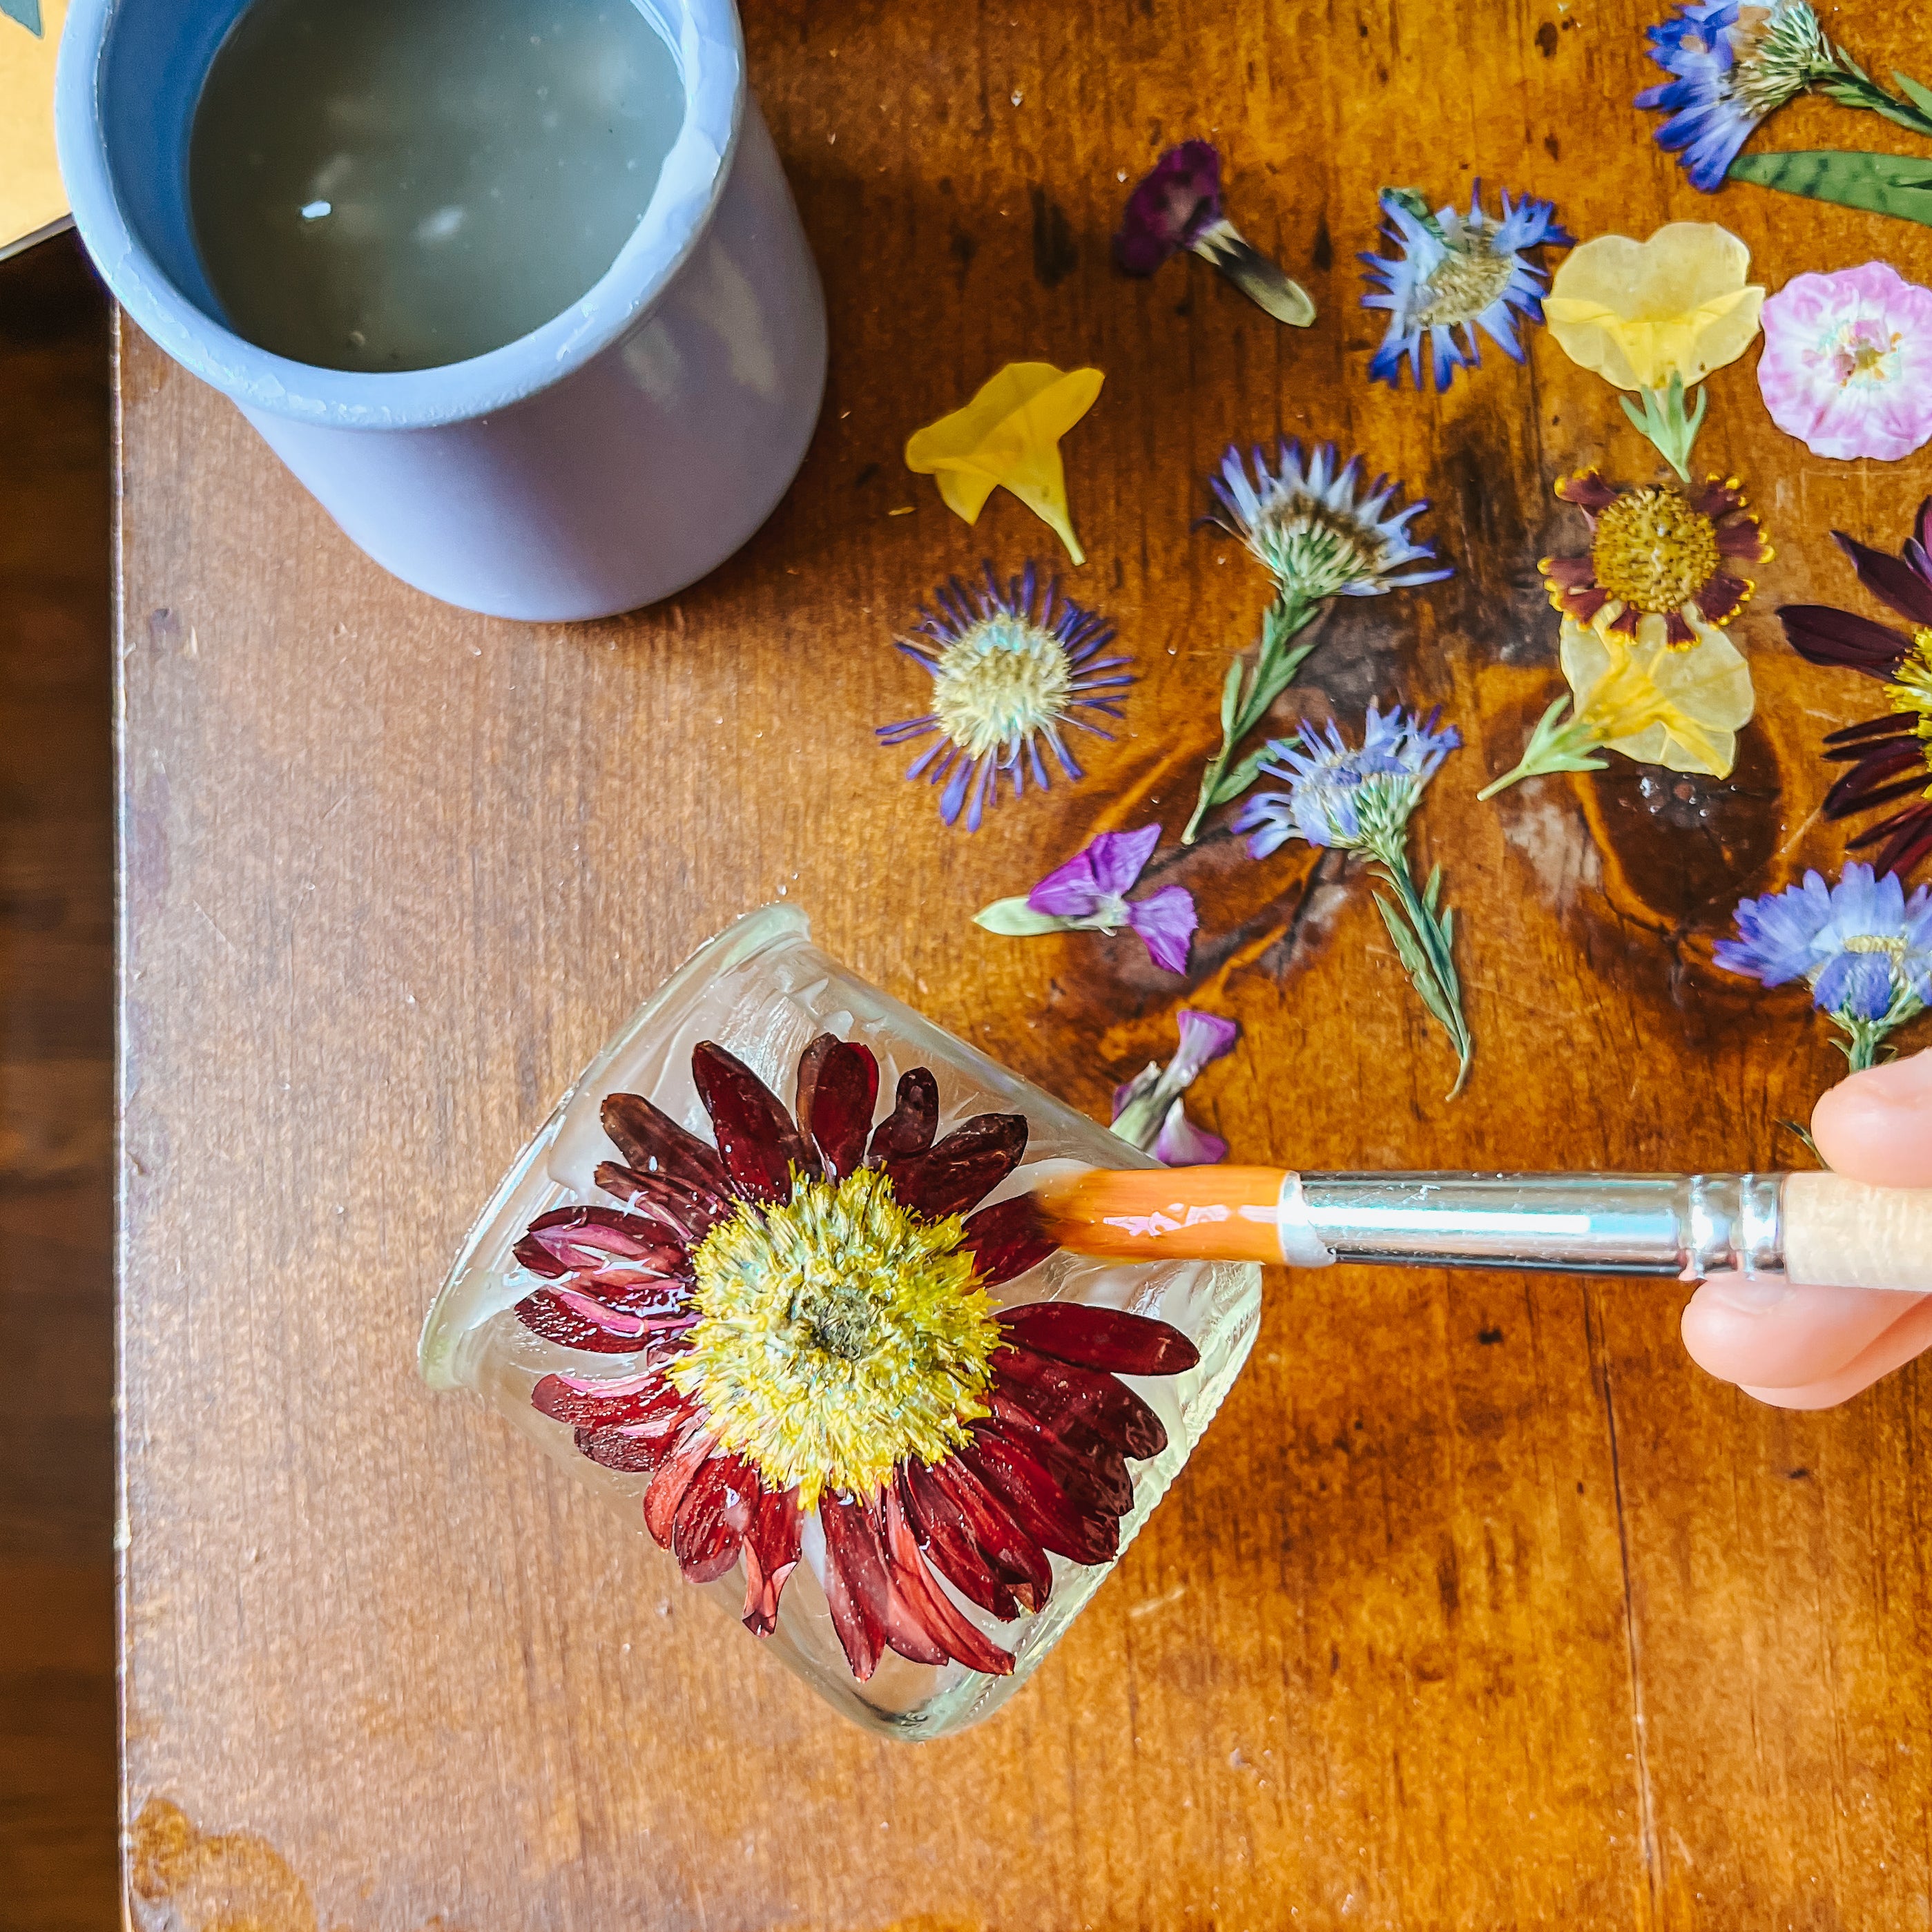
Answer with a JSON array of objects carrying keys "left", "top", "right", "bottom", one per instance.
[
  {"left": 975, "top": 824, "right": 1197, "bottom": 974},
  {"left": 878, "top": 564, "right": 1134, "bottom": 832},
  {"left": 1112, "top": 1010, "right": 1241, "bottom": 1166},
  {"left": 1715, "top": 864, "right": 1932, "bottom": 1025}
]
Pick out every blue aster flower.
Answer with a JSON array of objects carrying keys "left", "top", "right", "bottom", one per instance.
[
  {"left": 878, "top": 563, "right": 1133, "bottom": 832},
  {"left": 1234, "top": 702, "right": 1460, "bottom": 860},
  {"left": 1636, "top": 0, "right": 1838, "bottom": 192},
  {"left": 1360, "top": 185, "right": 1572, "bottom": 393},
  {"left": 1208, "top": 441, "right": 1452, "bottom": 602},
  {"left": 1715, "top": 862, "right": 1932, "bottom": 1068}
]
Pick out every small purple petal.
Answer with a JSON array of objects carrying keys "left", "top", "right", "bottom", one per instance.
[
  {"left": 1125, "top": 885, "right": 1198, "bottom": 974},
  {"left": 1085, "top": 825, "right": 1162, "bottom": 898},
  {"left": 1171, "top": 1009, "right": 1239, "bottom": 1083},
  {"left": 1026, "top": 847, "right": 1103, "bottom": 919},
  {"left": 1114, "top": 139, "right": 1224, "bottom": 276},
  {"left": 1152, "top": 1100, "right": 1228, "bottom": 1168}
]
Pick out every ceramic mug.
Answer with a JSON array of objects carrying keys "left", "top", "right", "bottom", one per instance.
[{"left": 55, "top": 0, "right": 828, "bottom": 621}]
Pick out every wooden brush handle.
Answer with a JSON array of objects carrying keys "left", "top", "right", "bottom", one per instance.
[{"left": 1782, "top": 1172, "right": 1932, "bottom": 1293}]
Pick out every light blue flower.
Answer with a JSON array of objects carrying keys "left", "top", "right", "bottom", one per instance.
[
  {"left": 1360, "top": 186, "right": 1572, "bottom": 393},
  {"left": 1715, "top": 863, "right": 1932, "bottom": 1020}
]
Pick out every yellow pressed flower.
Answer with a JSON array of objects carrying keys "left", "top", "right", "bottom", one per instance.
[
  {"left": 904, "top": 361, "right": 1104, "bottom": 564},
  {"left": 1544, "top": 225, "right": 1765, "bottom": 483},
  {"left": 1545, "top": 224, "right": 1765, "bottom": 391},
  {"left": 1480, "top": 615, "right": 1757, "bottom": 798}
]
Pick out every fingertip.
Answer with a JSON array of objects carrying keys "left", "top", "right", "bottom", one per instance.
[
  {"left": 1681, "top": 1276, "right": 1917, "bottom": 1391},
  {"left": 1812, "top": 1047, "right": 1932, "bottom": 1188}
]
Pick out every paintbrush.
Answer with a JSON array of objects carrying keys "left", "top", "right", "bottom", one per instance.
[{"left": 1030, "top": 1165, "right": 1932, "bottom": 1291}]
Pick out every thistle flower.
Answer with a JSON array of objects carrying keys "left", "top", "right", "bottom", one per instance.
[
  {"left": 1111, "top": 1010, "right": 1240, "bottom": 1165},
  {"left": 1480, "top": 616, "right": 1756, "bottom": 796},
  {"left": 1236, "top": 704, "right": 1474, "bottom": 1097},
  {"left": 1781, "top": 501, "right": 1932, "bottom": 878},
  {"left": 1540, "top": 470, "right": 1769, "bottom": 649},
  {"left": 1715, "top": 863, "right": 1932, "bottom": 1069},
  {"left": 879, "top": 564, "right": 1133, "bottom": 831},
  {"left": 513, "top": 1036, "right": 1200, "bottom": 1683},
  {"left": 1114, "top": 141, "right": 1315, "bottom": 327},
  {"left": 975, "top": 824, "right": 1197, "bottom": 973},
  {"left": 1757, "top": 263, "right": 1932, "bottom": 463},
  {"left": 1360, "top": 184, "right": 1572, "bottom": 393},
  {"left": 1184, "top": 443, "right": 1451, "bottom": 844}
]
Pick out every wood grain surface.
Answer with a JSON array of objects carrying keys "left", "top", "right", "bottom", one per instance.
[{"left": 117, "top": 1, "right": 1932, "bottom": 1926}]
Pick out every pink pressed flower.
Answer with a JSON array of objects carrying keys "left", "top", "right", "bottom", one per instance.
[
  {"left": 978, "top": 824, "right": 1198, "bottom": 974},
  {"left": 1757, "top": 262, "right": 1932, "bottom": 463},
  {"left": 1111, "top": 1009, "right": 1240, "bottom": 1165}
]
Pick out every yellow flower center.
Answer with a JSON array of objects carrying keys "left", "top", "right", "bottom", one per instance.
[
  {"left": 1417, "top": 242, "right": 1516, "bottom": 329},
  {"left": 1842, "top": 934, "right": 1907, "bottom": 959},
  {"left": 669, "top": 1168, "right": 1001, "bottom": 1507},
  {"left": 1889, "top": 629, "right": 1932, "bottom": 721},
  {"left": 931, "top": 614, "right": 1074, "bottom": 761},
  {"left": 1590, "top": 488, "right": 1721, "bottom": 618}
]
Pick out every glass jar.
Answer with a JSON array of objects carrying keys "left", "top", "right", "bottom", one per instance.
[{"left": 420, "top": 906, "right": 1262, "bottom": 1739}]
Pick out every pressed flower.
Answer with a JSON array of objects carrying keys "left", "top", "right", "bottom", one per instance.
[
  {"left": 1112, "top": 1009, "right": 1240, "bottom": 1165},
  {"left": 1540, "top": 470, "right": 1769, "bottom": 648},
  {"left": 1114, "top": 139, "right": 1315, "bottom": 327},
  {"left": 1184, "top": 441, "right": 1451, "bottom": 843},
  {"left": 1715, "top": 862, "right": 1932, "bottom": 1069},
  {"left": 1360, "top": 184, "right": 1572, "bottom": 392},
  {"left": 1637, "top": 0, "right": 1932, "bottom": 196},
  {"left": 1756, "top": 262, "right": 1932, "bottom": 462},
  {"left": 975, "top": 824, "right": 1197, "bottom": 973},
  {"left": 1545, "top": 225, "right": 1765, "bottom": 481},
  {"left": 904, "top": 361, "right": 1104, "bottom": 564},
  {"left": 1781, "top": 501, "right": 1932, "bottom": 878},
  {"left": 878, "top": 563, "right": 1133, "bottom": 832},
  {"left": 1235, "top": 704, "right": 1473, "bottom": 1097},
  {"left": 1481, "top": 615, "right": 1756, "bottom": 796},
  {"left": 513, "top": 1035, "right": 1201, "bottom": 1683}
]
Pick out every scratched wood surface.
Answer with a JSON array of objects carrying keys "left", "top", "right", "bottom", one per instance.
[{"left": 119, "top": 1, "right": 1932, "bottom": 1927}]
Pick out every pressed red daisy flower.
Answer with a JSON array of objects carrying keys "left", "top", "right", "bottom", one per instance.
[
  {"left": 1781, "top": 497, "right": 1932, "bottom": 878},
  {"left": 1539, "top": 470, "right": 1770, "bottom": 648},
  {"left": 510, "top": 1035, "right": 1199, "bottom": 1683}
]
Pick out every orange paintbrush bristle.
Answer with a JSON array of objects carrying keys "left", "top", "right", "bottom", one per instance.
[{"left": 1030, "top": 1166, "right": 1288, "bottom": 1264}]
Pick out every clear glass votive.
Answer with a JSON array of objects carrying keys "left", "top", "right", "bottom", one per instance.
[{"left": 420, "top": 906, "right": 1261, "bottom": 1739}]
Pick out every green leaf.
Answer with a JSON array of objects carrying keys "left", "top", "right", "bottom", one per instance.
[
  {"left": 1727, "top": 149, "right": 1932, "bottom": 225},
  {"left": 973, "top": 898, "right": 1077, "bottom": 938},
  {"left": 1208, "top": 739, "right": 1288, "bottom": 809},
  {"left": 1893, "top": 69, "right": 1932, "bottom": 120},
  {"left": 0, "top": 0, "right": 43, "bottom": 34},
  {"left": 1218, "top": 658, "right": 1244, "bottom": 736}
]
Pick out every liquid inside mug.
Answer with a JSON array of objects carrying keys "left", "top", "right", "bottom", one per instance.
[
  {"left": 421, "top": 908, "right": 1264, "bottom": 1739},
  {"left": 55, "top": 0, "right": 828, "bottom": 621}
]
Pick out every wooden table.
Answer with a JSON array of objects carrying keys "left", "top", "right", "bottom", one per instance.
[{"left": 118, "top": 2, "right": 1932, "bottom": 1925}]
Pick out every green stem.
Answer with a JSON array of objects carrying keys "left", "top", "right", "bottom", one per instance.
[
  {"left": 1830, "top": 991, "right": 1926, "bottom": 1072},
  {"left": 1814, "top": 61, "right": 1932, "bottom": 142},
  {"left": 1367, "top": 834, "right": 1474, "bottom": 1101},
  {"left": 1619, "top": 371, "right": 1706, "bottom": 485},
  {"left": 1182, "top": 592, "right": 1322, "bottom": 844},
  {"left": 1476, "top": 697, "right": 1609, "bottom": 801}
]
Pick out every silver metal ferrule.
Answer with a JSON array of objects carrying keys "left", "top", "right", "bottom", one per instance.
[{"left": 1276, "top": 1172, "right": 1789, "bottom": 1281}]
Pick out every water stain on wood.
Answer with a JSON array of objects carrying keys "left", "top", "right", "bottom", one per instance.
[{"left": 1029, "top": 188, "right": 1077, "bottom": 289}]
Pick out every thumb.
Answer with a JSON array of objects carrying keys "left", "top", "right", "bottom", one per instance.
[{"left": 1810, "top": 1047, "right": 1932, "bottom": 1188}]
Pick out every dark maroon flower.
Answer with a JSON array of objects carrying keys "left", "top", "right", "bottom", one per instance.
[
  {"left": 1114, "top": 140, "right": 1314, "bottom": 327},
  {"left": 1780, "top": 498, "right": 1932, "bottom": 878},
  {"left": 512, "top": 1036, "right": 1199, "bottom": 1683}
]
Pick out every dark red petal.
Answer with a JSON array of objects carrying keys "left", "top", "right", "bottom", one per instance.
[
  {"left": 958, "top": 1193, "right": 1059, "bottom": 1286},
  {"left": 882, "top": 1485, "right": 1014, "bottom": 1677},
  {"left": 1663, "top": 609, "right": 1696, "bottom": 646},
  {"left": 574, "top": 1424, "right": 664, "bottom": 1473},
  {"left": 1692, "top": 572, "right": 1748, "bottom": 624},
  {"left": 1556, "top": 470, "right": 1618, "bottom": 513},
  {"left": 1830, "top": 771, "right": 1931, "bottom": 816},
  {"left": 514, "top": 1205, "right": 686, "bottom": 1279},
  {"left": 924, "top": 1458, "right": 1052, "bottom": 1614},
  {"left": 1715, "top": 518, "right": 1766, "bottom": 561},
  {"left": 513, "top": 1288, "right": 650, "bottom": 1355},
  {"left": 1779, "top": 604, "right": 1912, "bottom": 675},
  {"left": 673, "top": 1454, "right": 753, "bottom": 1585},
  {"left": 593, "top": 1162, "right": 732, "bottom": 1244},
  {"left": 884, "top": 1114, "right": 1028, "bottom": 1221},
  {"left": 791, "top": 1035, "right": 838, "bottom": 1150},
  {"left": 1826, "top": 713, "right": 1918, "bottom": 747},
  {"left": 998, "top": 1302, "right": 1201, "bottom": 1377},
  {"left": 994, "top": 1343, "right": 1168, "bottom": 1460},
  {"left": 532, "top": 1371, "right": 664, "bottom": 1428},
  {"left": 601, "top": 1091, "right": 731, "bottom": 1198},
  {"left": 1606, "top": 605, "right": 1640, "bottom": 636},
  {"left": 959, "top": 1424, "right": 1119, "bottom": 1567},
  {"left": 1875, "top": 805, "right": 1932, "bottom": 877},
  {"left": 809, "top": 1039, "right": 881, "bottom": 1179},
  {"left": 988, "top": 1391, "right": 1133, "bottom": 1517},
  {"left": 1540, "top": 554, "right": 1597, "bottom": 590},
  {"left": 897, "top": 1467, "right": 1022, "bottom": 1621},
  {"left": 1836, "top": 530, "right": 1932, "bottom": 627},
  {"left": 867, "top": 1068, "right": 940, "bottom": 1160},
  {"left": 691, "top": 1041, "right": 817, "bottom": 1203},
  {"left": 742, "top": 1487, "right": 804, "bottom": 1636},
  {"left": 818, "top": 1492, "right": 893, "bottom": 1679},
  {"left": 1688, "top": 478, "right": 1744, "bottom": 520},
  {"left": 1825, "top": 744, "right": 1926, "bottom": 813},
  {"left": 1560, "top": 586, "right": 1611, "bottom": 624},
  {"left": 643, "top": 1426, "right": 715, "bottom": 1548}
]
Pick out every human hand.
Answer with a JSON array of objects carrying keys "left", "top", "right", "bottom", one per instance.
[{"left": 1682, "top": 1048, "right": 1932, "bottom": 1408}]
